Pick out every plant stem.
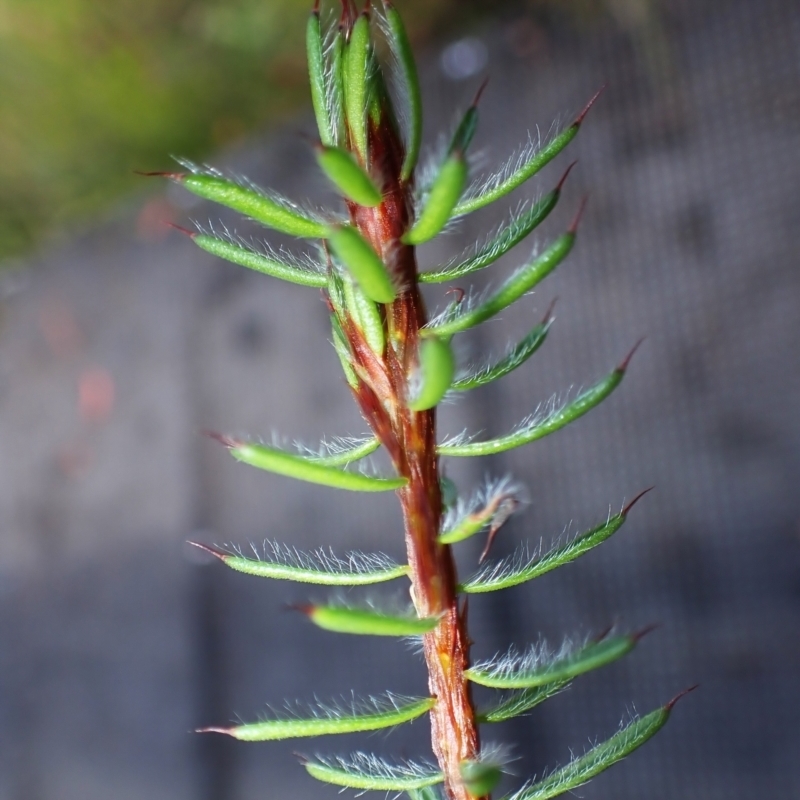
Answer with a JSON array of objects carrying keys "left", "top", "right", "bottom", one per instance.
[{"left": 343, "top": 117, "right": 483, "bottom": 800}]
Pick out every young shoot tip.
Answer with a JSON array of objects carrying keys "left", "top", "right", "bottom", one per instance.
[
  {"left": 665, "top": 684, "right": 699, "bottom": 712},
  {"left": 573, "top": 84, "right": 607, "bottom": 127},
  {"left": 622, "top": 486, "right": 654, "bottom": 516},
  {"left": 616, "top": 337, "right": 646, "bottom": 373},
  {"left": 567, "top": 194, "right": 589, "bottom": 235}
]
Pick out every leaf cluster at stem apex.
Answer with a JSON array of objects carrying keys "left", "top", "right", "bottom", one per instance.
[{"left": 153, "top": 3, "right": 689, "bottom": 800}]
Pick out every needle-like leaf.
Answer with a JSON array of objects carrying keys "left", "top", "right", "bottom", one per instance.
[
  {"left": 208, "top": 434, "right": 405, "bottom": 492},
  {"left": 454, "top": 88, "right": 603, "bottom": 216},
  {"left": 301, "top": 602, "right": 440, "bottom": 636},
  {"left": 423, "top": 224, "right": 577, "bottom": 338},
  {"left": 439, "top": 343, "right": 641, "bottom": 457},
  {"left": 466, "top": 631, "right": 647, "bottom": 689},
  {"left": 189, "top": 541, "right": 408, "bottom": 586},
  {"left": 505, "top": 689, "right": 696, "bottom": 800},
  {"left": 420, "top": 163, "right": 574, "bottom": 284},
  {"left": 304, "top": 753, "right": 443, "bottom": 791},
  {"left": 199, "top": 694, "right": 435, "bottom": 741},
  {"left": 461, "top": 489, "right": 650, "bottom": 593}
]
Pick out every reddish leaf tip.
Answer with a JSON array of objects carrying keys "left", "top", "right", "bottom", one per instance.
[
  {"left": 196, "top": 726, "right": 234, "bottom": 736},
  {"left": 187, "top": 541, "right": 226, "bottom": 560},
  {"left": 202, "top": 430, "right": 241, "bottom": 449},
  {"left": 555, "top": 160, "right": 578, "bottom": 193},
  {"left": 471, "top": 77, "right": 490, "bottom": 108},
  {"left": 593, "top": 623, "right": 614, "bottom": 643},
  {"left": 632, "top": 622, "right": 661, "bottom": 642},
  {"left": 665, "top": 684, "right": 700, "bottom": 712},
  {"left": 622, "top": 486, "right": 655, "bottom": 516},
  {"left": 541, "top": 296, "right": 558, "bottom": 325},
  {"left": 134, "top": 170, "right": 184, "bottom": 180},
  {"left": 616, "top": 337, "right": 646, "bottom": 373},
  {"left": 286, "top": 602, "right": 314, "bottom": 615},
  {"left": 567, "top": 195, "right": 589, "bottom": 235},
  {"left": 445, "top": 286, "right": 466, "bottom": 305},
  {"left": 573, "top": 84, "right": 607, "bottom": 127},
  {"left": 165, "top": 221, "right": 195, "bottom": 238}
]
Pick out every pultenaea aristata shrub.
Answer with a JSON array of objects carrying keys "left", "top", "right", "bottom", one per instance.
[{"left": 151, "top": 2, "right": 693, "bottom": 798}]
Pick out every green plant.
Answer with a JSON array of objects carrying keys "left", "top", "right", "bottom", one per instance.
[{"left": 154, "top": 1, "right": 692, "bottom": 797}]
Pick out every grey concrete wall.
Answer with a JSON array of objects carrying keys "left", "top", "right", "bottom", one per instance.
[{"left": 1, "top": 0, "right": 799, "bottom": 798}]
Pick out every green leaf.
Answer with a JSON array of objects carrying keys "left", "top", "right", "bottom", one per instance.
[
  {"left": 304, "top": 754, "right": 443, "bottom": 792},
  {"left": 409, "top": 336, "right": 456, "bottom": 411},
  {"left": 303, "top": 603, "right": 440, "bottom": 637},
  {"left": 384, "top": 1, "right": 422, "bottom": 182},
  {"left": 460, "top": 490, "right": 650, "bottom": 593},
  {"left": 404, "top": 153, "right": 467, "bottom": 245},
  {"left": 189, "top": 230, "right": 326, "bottom": 288},
  {"left": 328, "top": 225, "right": 396, "bottom": 303},
  {"left": 506, "top": 690, "right": 694, "bottom": 800},
  {"left": 343, "top": 276, "right": 386, "bottom": 355},
  {"left": 451, "top": 307, "right": 553, "bottom": 392},
  {"left": 307, "top": 8, "right": 334, "bottom": 147},
  {"left": 344, "top": 12, "right": 371, "bottom": 160},
  {"left": 199, "top": 694, "right": 435, "bottom": 742},
  {"left": 189, "top": 541, "right": 408, "bottom": 586},
  {"left": 175, "top": 164, "right": 328, "bottom": 239},
  {"left": 477, "top": 681, "right": 571, "bottom": 723},
  {"left": 454, "top": 88, "right": 602, "bottom": 217},
  {"left": 423, "top": 230, "right": 575, "bottom": 339},
  {"left": 316, "top": 144, "right": 383, "bottom": 207},
  {"left": 420, "top": 163, "right": 574, "bottom": 284},
  {"left": 439, "top": 345, "right": 640, "bottom": 457},
  {"left": 466, "top": 632, "right": 643, "bottom": 689},
  {"left": 211, "top": 435, "right": 405, "bottom": 492}
]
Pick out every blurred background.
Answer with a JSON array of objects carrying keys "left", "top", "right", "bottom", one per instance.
[{"left": 1, "top": 0, "right": 798, "bottom": 799}]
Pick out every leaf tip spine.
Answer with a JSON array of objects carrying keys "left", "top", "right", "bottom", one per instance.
[
  {"left": 196, "top": 726, "right": 233, "bottom": 736},
  {"left": 165, "top": 221, "right": 196, "bottom": 238},
  {"left": 555, "top": 159, "right": 579, "bottom": 193},
  {"left": 567, "top": 194, "right": 589, "bottom": 235},
  {"left": 202, "top": 429, "right": 241, "bottom": 449},
  {"left": 541, "top": 295, "right": 558, "bottom": 325},
  {"left": 616, "top": 337, "right": 646, "bottom": 374},
  {"left": 632, "top": 622, "right": 661, "bottom": 643},
  {"left": 573, "top": 84, "right": 607, "bottom": 127},
  {"left": 187, "top": 540, "right": 226, "bottom": 561},
  {"left": 472, "top": 76, "right": 490, "bottom": 108},
  {"left": 665, "top": 683, "right": 699, "bottom": 712},
  {"left": 134, "top": 170, "right": 184, "bottom": 180},
  {"left": 622, "top": 486, "right": 654, "bottom": 516}
]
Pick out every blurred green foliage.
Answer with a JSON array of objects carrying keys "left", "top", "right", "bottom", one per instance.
[
  {"left": 0, "top": 0, "right": 661, "bottom": 262},
  {"left": 0, "top": 0, "right": 451, "bottom": 261}
]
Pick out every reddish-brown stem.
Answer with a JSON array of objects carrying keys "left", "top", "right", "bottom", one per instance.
[{"left": 339, "top": 112, "right": 483, "bottom": 800}]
